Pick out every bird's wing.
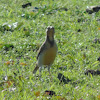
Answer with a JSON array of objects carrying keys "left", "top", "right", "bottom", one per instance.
[{"left": 37, "top": 43, "right": 47, "bottom": 59}]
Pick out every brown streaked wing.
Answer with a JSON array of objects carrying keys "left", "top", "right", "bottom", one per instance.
[{"left": 36, "top": 43, "right": 47, "bottom": 59}]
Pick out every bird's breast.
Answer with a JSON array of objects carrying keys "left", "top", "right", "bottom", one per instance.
[{"left": 43, "top": 47, "right": 57, "bottom": 65}]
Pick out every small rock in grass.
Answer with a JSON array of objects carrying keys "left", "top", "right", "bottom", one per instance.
[
  {"left": 92, "top": 5, "right": 100, "bottom": 12},
  {"left": 93, "top": 38, "right": 100, "bottom": 44},
  {"left": 32, "top": 7, "right": 39, "bottom": 12},
  {"left": 57, "top": 73, "right": 71, "bottom": 84},
  {"left": 3, "top": 44, "right": 14, "bottom": 51},
  {"left": 86, "top": 5, "right": 100, "bottom": 14},
  {"left": 77, "top": 19, "right": 83, "bottom": 22},
  {"left": 44, "top": 90, "right": 56, "bottom": 96},
  {"left": 97, "top": 57, "right": 100, "bottom": 62},
  {"left": 22, "top": 3, "right": 32, "bottom": 8},
  {"left": 96, "top": 70, "right": 100, "bottom": 75},
  {"left": 77, "top": 29, "right": 81, "bottom": 32},
  {"left": 58, "top": 7, "right": 68, "bottom": 11},
  {"left": 85, "top": 70, "right": 95, "bottom": 75},
  {"left": 0, "top": 23, "right": 13, "bottom": 32},
  {"left": 85, "top": 69, "right": 100, "bottom": 75},
  {"left": 96, "top": 19, "right": 100, "bottom": 21}
]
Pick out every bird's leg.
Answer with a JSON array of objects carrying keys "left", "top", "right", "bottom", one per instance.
[
  {"left": 48, "top": 65, "right": 53, "bottom": 81},
  {"left": 48, "top": 65, "right": 51, "bottom": 75}
]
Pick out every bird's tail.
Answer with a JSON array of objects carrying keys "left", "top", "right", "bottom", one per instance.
[{"left": 33, "top": 64, "right": 39, "bottom": 74}]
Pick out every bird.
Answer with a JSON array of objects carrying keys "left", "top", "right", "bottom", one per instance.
[{"left": 33, "top": 26, "right": 57, "bottom": 76}]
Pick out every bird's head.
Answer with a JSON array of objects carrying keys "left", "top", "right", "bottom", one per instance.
[{"left": 46, "top": 26, "right": 55, "bottom": 41}]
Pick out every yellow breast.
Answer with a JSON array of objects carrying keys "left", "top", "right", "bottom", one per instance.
[{"left": 43, "top": 47, "right": 57, "bottom": 65}]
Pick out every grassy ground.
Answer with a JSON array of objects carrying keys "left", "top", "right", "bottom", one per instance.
[{"left": 0, "top": 0, "right": 100, "bottom": 99}]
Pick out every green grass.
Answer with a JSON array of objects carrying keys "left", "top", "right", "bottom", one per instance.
[{"left": 0, "top": 0, "right": 100, "bottom": 99}]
